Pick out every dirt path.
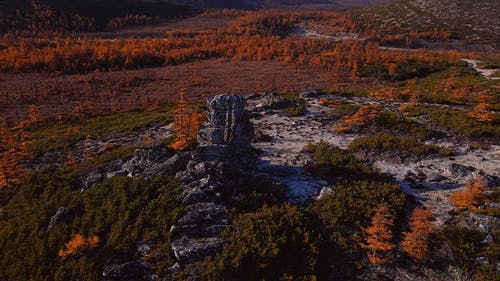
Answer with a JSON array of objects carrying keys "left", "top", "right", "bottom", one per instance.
[{"left": 462, "top": 59, "right": 500, "bottom": 79}]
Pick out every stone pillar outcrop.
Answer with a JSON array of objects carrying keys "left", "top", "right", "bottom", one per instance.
[{"left": 169, "top": 94, "right": 254, "bottom": 273}]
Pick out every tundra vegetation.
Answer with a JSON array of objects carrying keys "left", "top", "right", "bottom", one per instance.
[{"left": 0, "top": 1, "right": 498, "bottom": 280}]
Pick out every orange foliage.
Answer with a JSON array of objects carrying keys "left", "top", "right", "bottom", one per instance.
[
  {"left": 335, "top": 105, "right": 381, "bottom": 132},
  {"left": 28, "top": 104, "right": 43, "bottom": 124},
  {"left": 0, "top": 11, "right": 338, "bottom": 74},
  {"left": 170, "top": 90, "right": 205, "bottom": 151},
  {"left": 360, "top": 204, "right": 396, "bottom": 265},
  {"left": 58, "top": 234, "right": 100, "bottom": 260},
  {"left": 451, "top": 177, "right": 488, "bottom": 209},
  {"left": 468, "top": 90, "right": 496, "bottom": 123},
  {"left": 318, "top": 98, "right": 342, "bottom": 108},
  {"left": 401, "top": 207, "right": 435, "bottom": 263},
  {"left": 0, "top": 122, "right": 32, "bottom": 188},
  {"left": 1, "top": 9, "right": 462, "bottom": 78},
  {"left": 369, "top": 86, "right": 401, "bottom": 102},
  {"left": 64, "top": 151, "right": 77, "bottom": 166},
  {"left": 143, "top": 136, "right": 154, "bottom": 147}
]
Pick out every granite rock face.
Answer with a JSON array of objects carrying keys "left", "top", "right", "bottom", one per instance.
[
  {"left": 198, "top": 94, "right": 254, "bottom": 154},
  {"left": 169, "top": 94, "right": 255, "bottom": 275}
]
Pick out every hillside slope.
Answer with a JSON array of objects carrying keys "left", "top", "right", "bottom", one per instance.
[
  {"left": 355, "top": 0, "right": 500, "bottom": 50},
  {"left": 167, "top": 0, "right": 388, "bottom": 9}
]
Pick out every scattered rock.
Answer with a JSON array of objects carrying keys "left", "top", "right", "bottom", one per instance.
[
  {"left": 299, "top": 90, "right": 323, "bottom": 98},
  {"left": 444, "top": 163, "right": 476, "bottom": 178},
  {"left": 47, "top": 206, "right": 68, "bottom": 231},
  {"left": 475, "top": 257, "right": 489, "bottom": 265},
  {"left": 171, "top": 237, "right": 228, "bottom": 264},
  {"left": 252, "top": 93, "right": 294, "bottom": 110},
  {"left": 102, "top": 260, "right": 156, "bottom": 281},
  {"left": 136, "top": 242, "right": 153, "bottom": 257},
  {"left": 317, "top": 186, "right": 334, "bottom": 199},
  {"left": 122, "top": 143, "right": 174, "bottom": 177},
  {"left": 457, "top": 212, "right": 499, "bottom": 234},
  {"left": 253, "top": 130, "right": 273, "bottom": 143},
  {"left": 81, "top": 171, "right": 103, "bottom": 190},
  {"left": 163, "top": 152, "right": 192, "bottom": 176},
  {"left": 427, "top": 172, "right": 448, "bottom": 182}
]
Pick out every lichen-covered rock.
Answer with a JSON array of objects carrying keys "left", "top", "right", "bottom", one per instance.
[
  {"left": 47, "top": 206, "right": 68, "bottom": 231},
  {"left": 121, "top": 144, "right": 190, "bottom": 178},
  {"left": 102, "top": 260, "right": 156, "bottom": 281},
  {"left": 80, "top": 171, "right": 103, "bottom": 190},
  {"left": 444, "top": 163, "right": 476, "bottom": 178},
  {"left": 171, "top": 237, "right": 228, "bottom": 264},
  {"left": 427, "top": 172, "right": 448, "bottom": 182},
  {"left": 198, "top": 94, "right": 253, "bottom": 154}
]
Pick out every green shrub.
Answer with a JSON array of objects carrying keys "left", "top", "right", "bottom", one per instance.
[
  {"left": 311, "top": 180, "right": 405, "bottom": 248},
  {"left": 0, "top": 169, "right": 183, "bottom": 281},
  {"left": 203, "top": 204, "right": 328, "bottom": 281},
  {"left": 325, "top": 89, "right": 369, "bottom": 97},
  {"left": 282, "top": 92, "right": 307, "bottom": 117},
  {"left": 349, "top": 134, "right": 455, "bottom": 160},
  {"left": 404, "top": 105, "right": 500, "bottom": 140},
  {"left": 305, "top": 141, "right": 391, "bottom": 182},
  {"left": 285, "top": 105, "right": 306, "bottom": 117},
  {"left": 28, "top": 104, "right": 176, "bottom": 156},
  {"left": 330, "top": 103, "right": 361, "bottom": 118},
  {"left": 440, "top": 227, "right": 500, "bottom": 280},
  {"left": 439, "top": 227, "right": 485, "bottom": 269}
]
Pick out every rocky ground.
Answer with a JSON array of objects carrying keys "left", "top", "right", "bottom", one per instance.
[
  {"left": 247, "top": 92, "right": 499, "bottom": 224},
  {"left": 41, "top": 92, "right": 497, "bottom": 280}
]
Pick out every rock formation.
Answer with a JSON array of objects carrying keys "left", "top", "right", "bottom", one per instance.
[{"left": 169, "top": 94, "right": 254, "bottom": 275}]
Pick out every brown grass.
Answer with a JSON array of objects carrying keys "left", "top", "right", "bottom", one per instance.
[{"left": 1, "top": 58, "right": 370, "bottom": 123}]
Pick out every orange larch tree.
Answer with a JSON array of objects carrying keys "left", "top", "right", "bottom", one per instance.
[
  {"left": 335, "top": 105, "right": 381, "bottom": 132},
  {"left": 468, "top": 90, "right": 495, "bottom": 123},
  {"left": 451, "top": 177, "right": 488, "bottom": 209},
  {"left": 0, "top": 122, "right": 32, "bottom": 189},
  {"left": 58, "top": 234, "right": 100, "bottom": 260},
  {"left": 360, "top": 204, "right": 396, "bottom": 265},
  {"left": 170, "top": 89, "right": 205, "bottom": 151},
  {"left": 401, "top": 207, "right": 435, "bottom": 263}
]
